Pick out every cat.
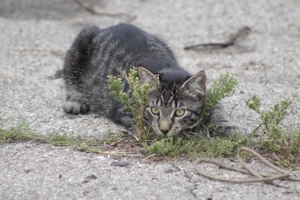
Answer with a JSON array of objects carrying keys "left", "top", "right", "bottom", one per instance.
[{"left": 63, "top": 23, "right": 238, "bottom": 137}]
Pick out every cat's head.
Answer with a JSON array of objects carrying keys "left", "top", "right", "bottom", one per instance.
[{"left": 138, "top": 67, "right": 206, "bottom": 136}]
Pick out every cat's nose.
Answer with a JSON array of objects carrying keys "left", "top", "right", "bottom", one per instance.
[
  {"left": 161, "top": 130, "right": 169, "bottom": 135},
  {"left": 159, "top": 120, "right": 171, "bottom": 135}
]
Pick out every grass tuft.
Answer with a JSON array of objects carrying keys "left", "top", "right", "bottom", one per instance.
[
  {"left": 246, "top": 96, "right": 299, "bottom": 167},
  {"left": 108, "top": 68, "right": 154, "bottom": 141},
  {"left": 199, "top": 73, "right": 238, "bottom": 121},
  {"left": 144, "top": 133, "right": 250, "bottom": 158}
]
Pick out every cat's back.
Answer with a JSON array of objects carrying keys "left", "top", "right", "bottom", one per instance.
[
  {"left": 91, "top": 23, "right": 172, "bottom": 57},
  {"left": 101, "top": 23, "right": 147, "bottom": 41}
]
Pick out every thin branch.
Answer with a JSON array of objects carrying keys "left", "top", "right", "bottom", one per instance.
[
  {"left": 184, "top": 26, "right": 251, "bottom": 50},
  {"left": 194, "top": 147, "right": 300, "bottom": 188},
  {"left": 251, "top": 123, "right": 262, "bottom": 134},
  {"left": 73, "top": 0, "right": 137, "bottom": 23}
]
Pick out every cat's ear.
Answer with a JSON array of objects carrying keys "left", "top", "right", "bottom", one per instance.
[
  {"left": 138, "top": 66, "right": 159, "bottom": 84},
  {"left": 181, "top": 71, "right": 206, "bottom": 97}
]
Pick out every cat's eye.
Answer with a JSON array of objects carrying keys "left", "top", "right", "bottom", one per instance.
[
  {"left": 150, "top": 106, "right": 160, "bottom": 115},
  {"left": 174, "top": 109, "right": 186, "bottom": 117}
]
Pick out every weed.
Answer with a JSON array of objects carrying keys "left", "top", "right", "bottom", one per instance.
[
  {"left": 246, "top": 96, "right": 299, "bottom": 167},
  {"left": 108, "top": 68, "right": 154, "bottom": 141},
  {"left": 0, "top": 121, "right": 105, "bottom": 154},
  {"left": 103, "top": 131, "right": 123, "bottom": 145},
  {"left": 47, "top": 133, "right": 74, "bottom": 146},
  {"left": 144, "top": 133, "right": 250, "bottom": 158},
  {"left": 0, "top": 121, "right": 36, "bottom": 144},
  {"left": 199, "top": 73, "right": 238, "bottom": 121}
]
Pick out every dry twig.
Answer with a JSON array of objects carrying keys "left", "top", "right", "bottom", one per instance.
[
  {"left": 184, "top": 26, "right": 251, "bottom": 50},
  {"left": 194, "top": 147, "right": 300, "bottom": 187}
]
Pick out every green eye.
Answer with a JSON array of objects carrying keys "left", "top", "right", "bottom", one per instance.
[
  {"left": 174, "top": 109, "right": 185, "bottom": 117},
  {"left": 150, "top": 106, "right": 160, "bottom": 115}
]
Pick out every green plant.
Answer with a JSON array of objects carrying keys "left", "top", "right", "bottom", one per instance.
[
  {"left": 193, "top": 73, "right": 238, "bottom": 137},
  {"left": 108, "top": 68, "right": 154, "bottom": 141},
  {"left": 47, "top": 133, "right": 74, "bottom": 146},
  {"left": 0, "top": 120, "right": 36, "bottom": 144},
  {"left": 246, "top": 96, "right": 299, "bottom": 167},
  {"left": 0, "top": 120, "right": 106, "bottom": 153},
  {"left": 199, "top": 73, "right": 238, "bottom": 121},
  {"left": 144, "top": 133, "right": 250, "bottom": 157},
  {"left": 103, "top": 131, "right": 123, "bottom": 145}
]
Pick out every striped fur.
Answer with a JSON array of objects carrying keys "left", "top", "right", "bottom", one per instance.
[{"left": 63, "top": 23, "right": 238, "bottom": 136}]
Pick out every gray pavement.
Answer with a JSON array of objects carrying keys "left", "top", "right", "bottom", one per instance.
[{"left": 1, "top": 0, "right": 300, "bottom": 199}]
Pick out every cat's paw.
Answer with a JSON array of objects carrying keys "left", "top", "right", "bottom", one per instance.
[{"left": 63, "top": 99, "right": 89, "bottom": 114}]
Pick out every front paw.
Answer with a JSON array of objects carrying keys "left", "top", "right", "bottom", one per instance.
[{"left": 63, "top": 99, "right": 89, "bottom": 114}]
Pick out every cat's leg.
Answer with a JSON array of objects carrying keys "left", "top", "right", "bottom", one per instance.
[
  {"left": 105, "top": 101, "right": 135, "bottom": 131},
  {"left": 204, "top": 103, "right": 240, "bottom": 136},
  {"left": 63, "top": 26, "right": 101, "bottom": 114}
]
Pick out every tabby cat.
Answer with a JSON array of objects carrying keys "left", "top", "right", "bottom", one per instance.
[{"left": 63, "top": 23, "right": 238, "bottom": 136}]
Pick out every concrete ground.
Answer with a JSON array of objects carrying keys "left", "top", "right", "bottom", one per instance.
[{"left": 0, "top": 0, "right": 300, "bottom": 199}]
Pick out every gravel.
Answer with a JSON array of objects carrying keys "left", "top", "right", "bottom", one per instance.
[{"left": 1, "top": 0, "right": 300, "bottom": 199}]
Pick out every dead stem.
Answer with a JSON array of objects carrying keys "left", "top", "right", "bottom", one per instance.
[{"left": 184, "top": 26, "right": 251, "bottom": 50}]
